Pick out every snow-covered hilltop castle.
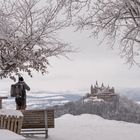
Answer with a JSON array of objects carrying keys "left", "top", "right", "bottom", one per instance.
[
  {"left": 91, "top": 81, "right": 115, "bottom": 95},
  {"left": 89, "top": 81, "right": 118, "bottom": 102}
]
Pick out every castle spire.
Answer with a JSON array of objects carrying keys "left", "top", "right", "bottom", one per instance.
[
  {"left": 95, "top": 81, "right": 98, "bottom": 87},
  {"left": 90, "top": 84, "right": 94, "bottom": 94},
  {"left": 101, "top": 82, "right": 104, "bottom": 88}
]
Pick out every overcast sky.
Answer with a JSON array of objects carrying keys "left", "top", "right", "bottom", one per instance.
[{"left": 0, "top": 28, "right": 140, "bottom": 92}]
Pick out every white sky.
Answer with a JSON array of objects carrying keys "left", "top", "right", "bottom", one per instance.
[{"left": 0, "top": 28, "right": 140, "bottom": 92}]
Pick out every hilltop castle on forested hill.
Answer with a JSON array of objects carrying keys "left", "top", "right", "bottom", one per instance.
[{"left": 89, "top": 81, "right": 118, "bottom": 102}]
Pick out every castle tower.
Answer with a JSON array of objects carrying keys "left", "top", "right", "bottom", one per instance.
[
  {"left": 101, "top": 83, "right": 104, "bottom": 90},
  {"left": 107, "top": 85, "right": 110, "bottom": 89},
  {"left": 95, "top": 81, "right": 98, "bottom": 87},
  {"left": 110, "top": 87, "right": 115, "bottom": 93},
  {"left": 90, "top": 85, "right": 94, "bottom": 94}
]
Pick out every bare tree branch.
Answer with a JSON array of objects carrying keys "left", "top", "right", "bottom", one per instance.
[
  {"left": 70, "top": 0, "right": 140, "bottom": 66},
  {"left": 0, "top": 0, "right": 73, "bottom": 80}
]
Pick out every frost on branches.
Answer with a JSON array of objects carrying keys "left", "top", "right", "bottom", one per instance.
[
  {"left": 0, "top": 0, "right": 72, "bottom": 80},
  {"left": 71, "top": 0, "right": 140, "bottom": 66}
]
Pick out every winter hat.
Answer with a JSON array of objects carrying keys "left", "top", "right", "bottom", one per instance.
[{"left": 19, "top": 76, "right": 24, "bottom": 81}]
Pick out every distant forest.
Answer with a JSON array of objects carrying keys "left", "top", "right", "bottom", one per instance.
[{"left": 54, "top": 94, "right": 140, "bottom": 124}]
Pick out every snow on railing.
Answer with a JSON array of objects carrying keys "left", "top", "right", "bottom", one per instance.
[{"left": 0, "top": 109, "right": 23, "bottom": 134}]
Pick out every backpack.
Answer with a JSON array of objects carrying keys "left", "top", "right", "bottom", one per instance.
[
  {"left": 10, "top": 83, "right": 25, "bottom": 98},
  {"left": 10, "top": 84, "right": 16, "bottom": 97}
]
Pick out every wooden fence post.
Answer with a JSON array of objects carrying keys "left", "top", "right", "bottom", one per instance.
[{"left": 0, "top": 115, "right": 23, "bottom": 134}]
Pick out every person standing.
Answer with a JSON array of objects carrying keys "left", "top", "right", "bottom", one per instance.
[{"left": 15, "top": 76, "right": 30, "bottom": 110}]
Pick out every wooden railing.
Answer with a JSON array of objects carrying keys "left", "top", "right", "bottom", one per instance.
[{"left": 0, "top": 115, "right": 23, "bottom": 134}]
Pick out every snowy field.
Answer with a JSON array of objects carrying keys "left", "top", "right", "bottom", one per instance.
[
  {"left": 1, "top": 88, "right": 140, "bottom": 110},
  {"left": 48, "top": 114, "right": 140, "bottom": 140},
  {"left": 2, "top": 114, "right": 140, "bottom": 140},
  {"left": 0, "top": 90, "right": 83, "bottom": 110}
]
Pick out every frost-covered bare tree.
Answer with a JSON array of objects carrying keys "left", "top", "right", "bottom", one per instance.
[
  {"left": 69, "top": 0, "right": 140, "bottom": 66},
  {"left": 0, "top": 0, "right": 73, "bottom": 80},
  {"left": 3, "top": 0, "right": 140, "bottom": 80}
]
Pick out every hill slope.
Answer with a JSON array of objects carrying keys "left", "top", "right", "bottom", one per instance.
[{"left": 28, "top": 114, "right": 140, "bottom": 140}]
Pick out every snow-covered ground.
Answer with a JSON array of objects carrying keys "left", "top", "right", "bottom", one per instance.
[
  {"left": 47, "top": 114, "right": 140, "bottom": 140},
  {"left": 1, "top": 113, "right": 140, "bottom": 140},
  {"left": 0, "top": 129, "right": 25, "bottom": 140}
]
